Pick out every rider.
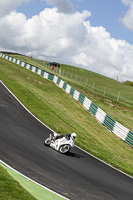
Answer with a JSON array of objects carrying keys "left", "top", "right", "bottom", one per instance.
[
  {"left": 52, "top": 132, "right": 77, "bottom": 140},
  {"left": 71, "top": 132, "right": 77, "bottom": 139}
]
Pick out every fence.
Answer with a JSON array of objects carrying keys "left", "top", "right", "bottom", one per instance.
[
  {"left": 34, "top": 60, "right": 133, "bottom": 104},
  {"left": 0, "top": 53, "right": 133, "bottom": 148}
]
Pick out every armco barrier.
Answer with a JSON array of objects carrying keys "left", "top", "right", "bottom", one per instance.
[{"left": 0, "top": 53, "right": 133, "bottom": 148}]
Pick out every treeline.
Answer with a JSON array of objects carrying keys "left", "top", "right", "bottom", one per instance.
[
  {"left": 124, "top": 81, "right": 133, "bottom": 86},
  {"left": 0, "top": 51, "right": 25, "bottom": 56}
]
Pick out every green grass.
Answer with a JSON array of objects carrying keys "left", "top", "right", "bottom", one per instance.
[
  {"left": 12, "top": 54, "right": 133, "bottom": 105},
  {"left": 5, "top": 53, "right": 133, "bottom": 130},
  {"left": 0, "top": 165, "right": 37, "bottom": 200},
  {"left": 0, "top": 55, "right": 133, "bottom": 199},
  {"left": 0, "top": 163, "right": 65, "bottom": 200}
]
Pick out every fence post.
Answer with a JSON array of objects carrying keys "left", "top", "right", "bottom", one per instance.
[
  {"left": 117, "top": 91, "right": 120, "bottom": 101},
  {"left": 75, "top": 74, "right": 77, "bottom": 81},
  {"left": 104, "top": 87, "right": 106, "bottom": 96},
  {"left": 92, "top": 82, "right": 95, "bottom": 90},
  {"left": 59, "top": 68, "right": 61, "bottom": 75},
  {"left": 85, "top": 79, "right": 88, "bottom": 86}
]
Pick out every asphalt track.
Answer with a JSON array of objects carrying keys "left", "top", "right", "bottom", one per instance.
[{"left": 0, "top": 81, "right": 133, "bottom": 200}]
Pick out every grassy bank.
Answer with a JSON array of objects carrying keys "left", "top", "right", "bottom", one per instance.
[
  {"left": 0, "top": 163, "right": 65, "bottom": 200},
  {"left": 0, "top": 165, "right": 37, "bottom": 200},
  {"left": 5, "top": 54, "right": 133, "bottom": 131}
]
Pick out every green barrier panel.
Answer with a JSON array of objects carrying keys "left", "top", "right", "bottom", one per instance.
[
  {"left": 30, "top": 65, "right": 32, "bottom": 70},
  {"left": 103, "top": 114, "right": 116, "bottom": 132},
  {"left": 19, "top": 60, "right": 22, "bottom": 65},
  {"left": 126, "top": 139, "right": 133, "bottom": 147},
  {"left": 78, "top": 93, "right": 85, "bottom": 105},
  {"left": 15, "top": 59, "right": 17, "bottom": 64},
  {"left": 89, "top": 102, "right": 98, "bottom": 117},
  {"left": 125, "top": 131, "right": 133, "bottom": 147},
  {"left": 63, "top": 82, "right": 67, "bottom": 90},
  {"left": 48, "top": 73, "right": 54, "bottom": 81},
  {"left": 41, "top": 70, "right": 44, "bottom": 76},
  {"left": 35, "top": 67, "right": 38, "bottom": 73},
  {"left": 125, "top": 139, "right": 133, "bottom": 147},
  {"left": 70, "top": 87, "right": 75, "bottom": 97},
  {"left": 24, "top": 62, "right": 27, "bottom": 68},
  {"left": 57, "top": 77, "right": 61, "bottom": 85}
]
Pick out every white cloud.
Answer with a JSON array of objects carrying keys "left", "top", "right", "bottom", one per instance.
[
  {"left": 73, "top": 53, "right": 95, "bottom": 67},
  {"left": 0, "top": 0, "right": 30, "bottom": 17},
  {"left": 121, "top": 0, "right": 133, "bottom": 30},
  {"left": 0, "top": 3, "right": 133, "bottom": 82}
]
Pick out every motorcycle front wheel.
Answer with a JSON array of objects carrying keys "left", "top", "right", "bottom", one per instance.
[
  {"left": 44, "top": 138, "right": 51, "bottom": 146},
  {"left": 59, "top": 144, "right": 70, "bottom": 154}
]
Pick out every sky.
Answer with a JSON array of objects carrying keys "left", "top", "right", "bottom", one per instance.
[{"left": 0, "top": 0, "right": 133, "bottom": 82}]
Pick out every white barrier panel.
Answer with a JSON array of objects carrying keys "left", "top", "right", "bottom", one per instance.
[
  {"left": 17, "top": 60, "right": 20, "bottom": 65},
  {"left": 32, "top": 66, "right": 36, "bottom": 73},
  {"left": 95, "top": 107, "right": 106, "bottom": 124},
  {"left": 73, "top": 90, "right": 80, "bottom": 101},
  {"left": 44, "top": 72, "right": 49, "bottom": 79},
  {"left": 83, "top": 97, "right": 92, "bottom": 110},
  {"left": 21, "top": 62, "right": 25, "bottom": 67},
  {"left": 59, "top": 80, "right": 64, "bottom": 89},
  {"left": 13, "top": 58, "right": 16, "bottom": 63},
  {"left": 66, "top": 84, "right": 71, "bottom": 94},
  {"left": 53, "top": 75, "right": 58, "bottom": 84},
  {"left": 9, "top": 57, "right": 12, "bottom": 61},
  {"left": 37, "top": 69, "right": 41, "bottom": 75},
  {"left": 5, "top": 56, "right": 8, "bottom": 60},
  {"left": 113, "top": 122, "right": 129, "bottom": 141},
  {"left": 26, "top": 64, "right": 30, "bottom": 70}
]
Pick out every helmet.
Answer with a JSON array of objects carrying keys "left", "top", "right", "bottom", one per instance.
[{"left": 71, "top": 132, "right": 77, "bottom": 139}]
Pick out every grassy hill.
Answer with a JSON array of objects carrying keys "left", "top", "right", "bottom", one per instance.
[
  {"left": 5, "top": 53, "right": 133, "bottom": 131},
  {"left": 0, "top": 54, "right": 133, "bottom": 199}
]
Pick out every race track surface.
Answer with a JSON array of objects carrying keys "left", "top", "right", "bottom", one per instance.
[{"left": 0, "top": 81, "right": 133, "bottom": 200}]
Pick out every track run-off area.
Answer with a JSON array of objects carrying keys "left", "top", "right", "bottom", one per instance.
[{"left": 0, "top": 81, "right": 133, "bottom": 200}]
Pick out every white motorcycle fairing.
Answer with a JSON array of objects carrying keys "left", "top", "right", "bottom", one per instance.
[
  {"left": 50, "top": 137, "right": 74, "bottom": 150},
  {"left": 44, "top": 134, "right": 75, "bottom": 154}
]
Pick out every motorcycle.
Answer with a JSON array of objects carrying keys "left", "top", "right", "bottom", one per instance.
[{"left": 44, "top": 132, "right": 77, "bottom": 154}]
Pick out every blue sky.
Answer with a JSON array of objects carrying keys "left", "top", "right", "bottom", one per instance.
[
  {"left": 0, "top": 0, "right": 133, "bottom": 81},
  {"left": 17, "top": 0, "right": 133, "bottom": 44}
]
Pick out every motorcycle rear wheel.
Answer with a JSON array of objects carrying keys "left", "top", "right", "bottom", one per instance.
[
  {"left": 44, "top": 138, "right": 51, "bottom": 146},
  {"left": 59, "top": 144, "right": 70, "bottom": 154}
]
